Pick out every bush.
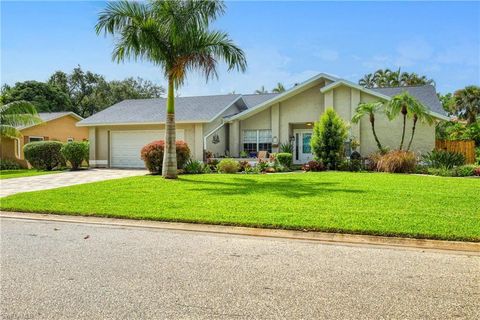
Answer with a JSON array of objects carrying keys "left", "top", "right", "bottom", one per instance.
[
  {"left": 302, "top": 160, "right": 325, "bottom": 172},
  {"left": 183, "top": 159, "right": 205, "bottom": 174},
  {"left": 60, "top": 141, "right": 88, "bottom": 170},
  {"left": 476, "top": 147, "right": 480, "bottom": 164},
  {"left": 206, "top": 158, "right": 219, "bottom": 172},
  {"left": 427, "top": 167, "right": 453, "bottom": 177},
  {"left": 421, "top": 150, "right": 465, "bottom": 169},
  {"left": 238, "top": 160, "right": 251, "bottom": 172},
  {"left": 451, "top": 165, "right": 478, "bottom": 177},
  {"left": 276, "top": 153, "right": 293, "bottom": 168},
  {"left": 311, "top": 108, "right": 348, "bottom": 169},
  {"left": 140, "top": 140, "right": 190, "bottom": 174},
  {"left": 367, "top": 152, "right": 383, "bottom": 171},
  {"left": 217, "top": 158, "right": 240, "bottom": 173},
  {"left": 474, "top": 167, "right": 480, "bottom": 176},
  {"left": 376, "top": 150, "right": 417, "bottom": 173},
  {"left": 256, "top": 159, "right": 269, "bottom": 172},
  {"left": 0, "top": 158, "right": 21, "bottom": 170},
  {"left": 279, "top": 142, "right": 293, "bottom": 153},
  {"left": 23, "top": 141, "right": 64, "bottom": 171}
]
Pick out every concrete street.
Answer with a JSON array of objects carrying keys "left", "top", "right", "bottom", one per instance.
[
  {"left": 0, "top": 169, "right": 147, "bottom": 197},
  {"left": 1, "top": 217, "right": 479, "bottom": 319}
]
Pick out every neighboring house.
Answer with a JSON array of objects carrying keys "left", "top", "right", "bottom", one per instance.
[
  {"left": 1, "top": 112, "right": 88, "bottom": 167},
  {"left": 78, "top": 73, "right": 448, "bottom": 168}
]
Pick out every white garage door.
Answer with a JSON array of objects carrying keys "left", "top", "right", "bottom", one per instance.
[{"left": 110, "top": 130, "right": 185, "bottom": 168}]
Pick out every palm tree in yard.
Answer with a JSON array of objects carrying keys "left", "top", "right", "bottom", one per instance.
[
  {"left": 0, "top": 101, "right": 42, "bottom": 138},
  {"left": 386, "top": 92, "right": 432, "bottom": 151},
  {"left": 272, "top": 83, "right": 286, "bottom": 93},
  {"left": 351, "top": 101, "right": 385, "bottom": 152},
  {"left": 358, "top": 73, "right": 375, "bottom": 88},
  {"left": 453, "top": 85, "right": 480, "bottom": 125},
  {"left": 96, "top": 0, "right": 247, "bottom": 178}
]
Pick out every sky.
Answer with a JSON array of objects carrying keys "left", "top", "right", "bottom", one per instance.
[{"left": 1, "top": 1, "right": 479, "bottom": 96}]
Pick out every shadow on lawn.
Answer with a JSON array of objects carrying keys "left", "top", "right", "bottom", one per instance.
[{"left": 178, "top": 176, "right": 365, "bottom": 198}]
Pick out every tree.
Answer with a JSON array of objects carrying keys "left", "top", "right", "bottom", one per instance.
[
  {"left": 453, "top": 86, "right": 480, "bottom": 125},
  {"left": 0, "top": 81, "right": 72, "bottom": 113},
  {"left": 386, "top": 92, "right": 432, "bottom": 151},
  {"left": 0, "top": 101, "right": 42, "bottom": 138},
  {"left": 358, "top": 68, "right": 435, "bottom": 88},
  {"left": 310, "top": 108, "right": 348, "bottom": 169},
  {"left": 96, "top": 0, "right": 247, "bottom": 178},
  {"left": 255, "top": 85, "right": 267, "bottom": 94},
  {"left": 437, "top": 92, "right": 455, "bottom": 115},
  {"left": 272, "top": 83, "right": 286, "bottom": 93},
  {"left": 351, "top": 101, "right": 385, "bottom": 152}
]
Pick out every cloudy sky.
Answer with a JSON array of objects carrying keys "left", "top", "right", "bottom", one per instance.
[{"left": 2, "top": 1, "right": 479, "bottom": 95}]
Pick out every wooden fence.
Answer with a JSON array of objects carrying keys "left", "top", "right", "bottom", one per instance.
[{"left": 435, "top": 140, "right": 476, "bottom": 164}]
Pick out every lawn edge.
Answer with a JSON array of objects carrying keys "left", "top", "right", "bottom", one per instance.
[{"left": 2, "top": 211, "right": 479, "bottom": 254}]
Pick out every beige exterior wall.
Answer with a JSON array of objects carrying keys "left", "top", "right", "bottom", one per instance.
[{"left": 203, "top": 103, "right": 240, "bottom": 157}]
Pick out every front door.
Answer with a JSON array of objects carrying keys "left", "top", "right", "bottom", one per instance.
[{"left": 293, "top": 129, "right": 313, "bottom": 164}]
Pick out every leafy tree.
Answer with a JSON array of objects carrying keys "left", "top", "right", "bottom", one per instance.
[
  {"left": 0, "top": 81, "right": 72, "bottom": 112},
  {"left": 272, "top": 83, "right": 286, "bottom": 93},
  {"left": 0, "top": 101, "right": 42, "bottom": 138},
  {"left": 96, "top": 0, "right": 247, "bottom": 179},
  {"left": 352, "top": 101, "right": 385, "bottom": 152},
  {"left": 255, "top": 85, "right": 267, "bottom": 94},
  {"left": 437, "top": 92, "right": 455, "bottom": 115},
  {"left": 386, "top": 92, "right": 433, "bottom": 151},
  {"left": 453, "top": 85, "right": 480, "bottom": 125},
  {"left": 311, "top": 108, "right": 348, "bottom": 169},
  {"left": 359, "top": 68, "right": 435, "bottom": 88}
]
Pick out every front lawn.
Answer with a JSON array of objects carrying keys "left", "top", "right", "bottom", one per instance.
[
  {"left": 1, "top": 172, "right": 479, "bottom": 241},
  {"left": 0, "top": 169, "right": 62, "bottom": 180}
]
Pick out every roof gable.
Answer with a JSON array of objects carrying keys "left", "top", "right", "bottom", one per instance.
[{"left": 18, "top": 112, "right": 83, "bottom": 130}]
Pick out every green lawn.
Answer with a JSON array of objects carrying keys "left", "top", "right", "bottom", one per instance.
[
  {"left": 1, "top": 172, "right": 479, "bottom": 241},
  {"left": 0, "top": 169, "right": 62, "bottom": 180}
]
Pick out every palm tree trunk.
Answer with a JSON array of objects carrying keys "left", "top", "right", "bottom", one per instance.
[
  {"left": 162, "top": 76, "right": 177, "bottom": 179},
  {"left": 370, "top": 115, "right": 383, "bottom": 152},
  {"left": 406, "top": 115, "right": 418, "bottom": 151},
  {"left": 399, "top": 113, "right": 407, "bottom": 150}
]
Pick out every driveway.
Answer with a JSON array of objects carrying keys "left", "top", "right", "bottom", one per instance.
[
  {"left": 0, "top": 169, "right": 147, "bottom": 197},
  {"left": 1, "top": 217, "right": 478, "bottom": 319}
]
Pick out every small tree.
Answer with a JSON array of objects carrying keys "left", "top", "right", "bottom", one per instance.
[
  {"left": 311, "top": 108, "right": 348, "bottom": 169},
  {"left": 352, "top": 101, "right": 385, "bottom": 152}
]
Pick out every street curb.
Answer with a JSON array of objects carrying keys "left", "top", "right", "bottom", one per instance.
[{"left": 1, "top": 211, "right": 479, "bottom": 254}]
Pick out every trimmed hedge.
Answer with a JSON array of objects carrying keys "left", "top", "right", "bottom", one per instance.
[
  {"left": 140, "top": 140, "right": 190, "bottom": 174},
  {"left": 61, "top": 142, "right": 89, "bottom": 170},
  {"left": 217, "top": 158, "right": 239, "bottom": 173},
  {"left": 276, "top": 153, "right": 293, "bottom": 168},
  {"left": 24, "top": 141, "right": 64, "bottom": 171}
]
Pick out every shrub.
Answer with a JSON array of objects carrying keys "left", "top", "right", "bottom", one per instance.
[
  {"left": 451, "top": 165, "right": 478, "bottom": 177},
  {"left": 23, "top": 141, "right": 64, "bottom": 171},
  {"left": 376, "top": 150, "right": 417, "bottom": 173},
  {"left": 238, "top": 160, "right": 251, "bottom": 172},
  {"left": 217, "top": 158, "right": 240, "bottom": 173},
  {"left": 183, "top": 159, "right": 205, "bottom": 174},
  {"left": 279, "top": 142, "right": 293, "bottom": 153},
  {"left": 476, "top": 147, "right": 480, "bottom": 164},
  {"left": 276, "top": 153, "right": 293, "bottom": 168},
  {"left": 367, "top": 152, "right": 383, "bottom": 171},
  {"left": 427, "top": 167, "right": 453, "bottom": 177},
  {"left": 140, "top": 140, "right": 190, "bottom": 174},
  {"left": 0, "top": 158, "right": 21, "bottom": 170},
  {"left": 311, "top": 108, "right": 348, "bottom": 169},
  {"left": 421, "top": 150, "right": 465, "bottom": 169},
  {"left": 60, "top": 141, "right": 88, "bottom": 170},
  {"left": 206, "top": 158, "right": 219, "bottom": 171},
  {"left": 302, "top": 160, "right": 325, "bottom": 172},
  {"left": 256, "top": 159, "right": 269, "bottom": 172},
  {"left": 474, "top": 167, "right": 480, "bottom": 176}
]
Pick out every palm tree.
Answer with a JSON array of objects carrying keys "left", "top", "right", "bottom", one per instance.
[
  {"left": 352, "top": 102, "right": 385, "bottom": 152},
  {"left": 358, "top": 73, "right": 375, "bottom": 88},
  {"left": 0, "top": 101, "right": 42, "bottom": 138},
  {"left": 386, "top": 92, "right": 430, "bottom": 150},
  {"left": 255, "top": 86, "right": 267, "bottom": 94},
  {"left": 453, "top": 85, "right": 480, "bottom": 125},
  {"left": 96, "top": 0, "right": 246, "bottom": 178},
  {"left": 272, "top": 83, "right": 286, "bottom": 93},
  {"left": 405, "top": 101, "right": 433, "bottom": 151}
]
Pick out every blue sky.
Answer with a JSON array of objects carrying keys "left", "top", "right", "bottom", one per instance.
[{"left": 2, "top": 1, "right": 479, "bottom": 95}]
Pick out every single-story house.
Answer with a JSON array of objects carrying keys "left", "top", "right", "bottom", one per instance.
[
  {"left": 1, "top": 112, "right": 88, "bottom": 167},
  {"left": 78, "top": 73, "right": 449, "bottom": 168}
]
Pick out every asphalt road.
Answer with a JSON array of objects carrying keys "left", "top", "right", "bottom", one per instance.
[{"left": 1, "top": 218, "right": 479, "bottom": 319}]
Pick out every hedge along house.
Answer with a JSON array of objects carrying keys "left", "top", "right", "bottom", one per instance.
[{"left": 78, "top": 73, "right": 449, "bottom": 168}]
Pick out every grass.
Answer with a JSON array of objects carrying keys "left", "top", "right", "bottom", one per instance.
[
  {"left": 1, "top": 172, "right": 479, "bottom": 241},
  {"left": 0, "top": 169, "right": 62, "bottom": 180}
]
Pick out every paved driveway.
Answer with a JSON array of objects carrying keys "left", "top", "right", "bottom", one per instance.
[
  {"left": 0, "top": 169, "right": 147, "bottom": 197},
  {"left": 1, "top": 217, "right": 478, "bottom": 319}
]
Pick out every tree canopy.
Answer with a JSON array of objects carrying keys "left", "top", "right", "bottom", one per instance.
[{"left": 359, "top": 68, "right": 435, "bottom": 88}]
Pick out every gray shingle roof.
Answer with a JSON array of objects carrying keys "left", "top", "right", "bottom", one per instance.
[
  {"left": 242, "top": 93, "right": 280, "bottom": 108},
  {"left": 78, "top": 94, "right": 243, "bottom": 125},
  {"left": 371, "top": 85, "right": 446, "bottom": 116}
]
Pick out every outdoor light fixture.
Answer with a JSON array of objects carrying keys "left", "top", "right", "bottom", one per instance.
[
  {"left": 306, "top": 122, "right": 313, "bottom": 126},
  {"left": 272, "top": 136, "right": 278, "bottom": 144}
]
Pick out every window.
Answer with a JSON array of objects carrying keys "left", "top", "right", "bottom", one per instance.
[
  {"left": 28, "top": 136, "right": 44, "bottom": 143},
  {"left": 243, "top": 130, "right": 272, "bottom": 154},
  {"left": 67, "top": 137, "right": 74, "bottom": 143}
]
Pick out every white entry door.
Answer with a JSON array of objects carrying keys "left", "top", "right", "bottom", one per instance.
[
  {"left": 110, "top": 130, "right": 184, "bottom": 168},
  {"left": 293, "top": 129, "right": 313, "bottom": 164}
]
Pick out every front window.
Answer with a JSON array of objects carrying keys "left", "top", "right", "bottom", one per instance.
[
  {"left": 243, "top": 129, "right": 272, "bottom": 155},
  {"left": 28, "top": 136, "right": 44, "bottom": 143}
]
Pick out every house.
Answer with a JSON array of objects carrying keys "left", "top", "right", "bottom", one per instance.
[
  {"left": 1, "top": 112, "right": 88, "bottom": 167},
  {"left": 78, "top": 73, "right": 449, "bottom": 168}
]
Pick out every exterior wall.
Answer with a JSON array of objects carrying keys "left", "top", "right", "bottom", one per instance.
[
  {"left": 90, "top": 123, "right": 201, "bottom": 167},
  {"left": 203, "top": 103, "right": 240, "bottom": 157}
]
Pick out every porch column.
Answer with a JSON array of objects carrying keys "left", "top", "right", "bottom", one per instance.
[
  {"left": 271, "top": 103, "right": 280, "bottom": 152},
  {"left": 229, "top": 120, "right": 240, "bottom": 157},
  {"left": 88, "top": 127, "right": 96, "bottom": 167},
  {"left": 350, "top": 89, "right": 361, "bottom": 153},
  {"left": 194, "top": 123, "right": 203, "bottom": 161}
]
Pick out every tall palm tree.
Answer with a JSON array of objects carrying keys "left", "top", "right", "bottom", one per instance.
[
  {"left": 351, "top": 101, "right": 385, "bottom": 152},
  {"left": 406, "top": 101, "right": 433, "bottom": 151},
  {"left": 358, "top": 73, "right": 375, "bottom": 88},
  {"left": 255, "top": 85, "right": 267, "bottom": 94},
  {"left": 272, "top": 82, "right": 286, "bottom": 93},
  {"left": 453, "top": 85, "right": 480, "bottom": 125},
  {"left": 0, "top": 101, "right": 42, "bottom": 138},
  {"left": 386, "top": 92, "right": 429, "bottom": 150},
  {"left": 96, "top": 0, "right": 247, "bottom": 179}
]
